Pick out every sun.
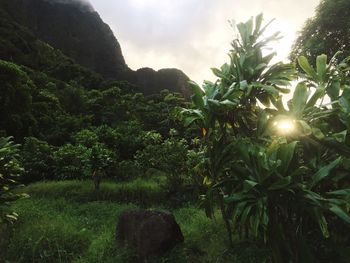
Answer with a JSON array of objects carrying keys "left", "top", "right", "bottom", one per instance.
[{"left": 273, "top": 119, "right": 296, "bottom": 135}]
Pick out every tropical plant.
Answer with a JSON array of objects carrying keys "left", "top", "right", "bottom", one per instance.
[
  {"left": 182, "top": 14, "right": 350, "bottom": 262},
  {"left": 0, "top": 137, "right": 25, "bottom": 224},
  {"left": 182, "top": 13, "right": 296, "bottom": 247}
]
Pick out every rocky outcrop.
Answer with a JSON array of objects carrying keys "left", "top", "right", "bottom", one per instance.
[
  {"left": 116, "top": 210, "right": 184, "bottom": 262},
  {"left": 121, "top": 67, "right": 191, "bottom": 98}
]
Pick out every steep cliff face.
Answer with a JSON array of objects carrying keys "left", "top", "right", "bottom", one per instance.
[
  {"left": 0, "top": 0, "right": 191, "bottom": 96},
  {"left": 1, "top": 0, "right": 128, "bottom": 78}
]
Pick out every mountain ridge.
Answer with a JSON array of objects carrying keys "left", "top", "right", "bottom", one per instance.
[{"left": 0, "top": 0, "right": 191, "bottom": 97}]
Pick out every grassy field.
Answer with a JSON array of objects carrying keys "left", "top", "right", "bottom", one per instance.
[{"left": 1, "top": 179, "right": 268, "bottom": 263}]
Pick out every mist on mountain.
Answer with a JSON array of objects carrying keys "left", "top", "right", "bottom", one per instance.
[{"left": 44, "top": 0, "right": 94, "bottom": 12}]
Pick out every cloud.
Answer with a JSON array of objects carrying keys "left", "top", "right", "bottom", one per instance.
[{"left": 89, "top": 0, "right": 320, "bottom": 83}]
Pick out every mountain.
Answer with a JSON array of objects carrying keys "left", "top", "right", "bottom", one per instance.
[
  {"left": 0, "top": 0, "right": 127, "bottom": 78},
  {"left": 0, "top": 0, "right": 191, "bottom": 97}
]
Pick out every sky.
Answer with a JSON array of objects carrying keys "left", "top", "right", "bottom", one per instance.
[{"left": 88, "top": 0, "right": 320, "bottom": 84}]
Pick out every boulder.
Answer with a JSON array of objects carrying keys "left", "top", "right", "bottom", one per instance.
[{"left": 116, "top": 209, "right": 184, "bottom": 262}]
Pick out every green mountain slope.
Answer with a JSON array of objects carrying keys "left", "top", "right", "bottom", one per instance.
[{"left": 0, "top": 0, "right": 191, "bottom": 97}]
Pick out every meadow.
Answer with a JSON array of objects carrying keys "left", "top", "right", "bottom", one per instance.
[{"left": 1, "top": 177, "right": 267, "bottom": 263}]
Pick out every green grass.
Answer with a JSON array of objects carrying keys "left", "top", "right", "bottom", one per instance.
[
  {"left": 1, "top": 179, "right": 268, "bottom": 263},
  {"left": 19, "top": 177, "right": 166, "bottom": 206}
]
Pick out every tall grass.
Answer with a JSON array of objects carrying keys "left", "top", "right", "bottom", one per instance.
[{"left": 20, "top": 177, "right": 166, "bottom": 206}]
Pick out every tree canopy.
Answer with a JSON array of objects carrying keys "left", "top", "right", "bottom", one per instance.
[{"left": 290, "top": 0, "right": 350, "bottom": 63}]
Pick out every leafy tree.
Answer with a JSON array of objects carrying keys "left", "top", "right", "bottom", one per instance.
[
  {"left": 0, "top": 60, "right": 36, "bottom": 139},
  {"left": 182, "top": 14, "right": 350, "bottom": 262},
  {"left": 21, "top": 137, "right": 54, "bottom": 183},
  {"left": 94, "top": 125, "right": 121, "bottom": 150},
  {"left": 73, "top": 129, "right": 99, "bottom": 148},
  {"left": 89, "top": 143, "right": 118, "bottom": 177},
  {"left": 290, "top": 0, "right": 350, "bottom": 63},
  {"left": 53, "top": 144, "right": 91, "bottom": 180},
  {"left": 0, "top": 137, "right": 24, "bottom": 225},
  {"left": 135, "top": 135, "right": 189, "bottom": 193},
  {"left": 114, "top": 121, "right": 145, "bottom": 160}
]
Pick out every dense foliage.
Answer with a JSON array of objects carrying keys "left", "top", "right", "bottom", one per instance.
[
  {"left": 290, "top": 0, "right": 350, "bottom": 63},
  {"left": 0, "top": 137, "right": 25, "bottom": 224},
  {"left": 182, "top": 14, "right": 350, "bottom": 262}
]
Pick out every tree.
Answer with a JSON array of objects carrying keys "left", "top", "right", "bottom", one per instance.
[
  {"left": 21, "top": 137, "right": 54, "bottom": 183},
  {"left": 53, "top": 144, "right": 91, "bottom": 180},
  {"left": 135, "top": 134, "right": 189, "bottom": 193},
  {"left": 290, "top": 0, "right": 350, "bottom": 63},
  {"left": 0, "top": 60, "right": 36, "bottom": 139}
]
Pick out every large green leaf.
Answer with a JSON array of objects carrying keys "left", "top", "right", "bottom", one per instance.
[
  {"left": 298, "top": 56, "right": 318, "bottom": 80},
  {"left": 291, "top": 83, "right": 308, "bottom": 116},
  {"left": 312, "top": 209, "right": 330, "bottom": 238},
  {"left": 189, "top": 81, "right": 205, "bottom": 109},
  {"left": 310, "top": 157, "right": 342, "bottom": 188},
  {"left": 268, "top": 176, "right": 292, "bottom": 190},
  {"left": 253, "top": 13, "right": 263, "bottom": 37},
  {"left": 330, "top": 205, "right": 350, "bottom": 224},
  {"left": 327, "top": 81, "right": 340, "bottom": 101},
  {"left": 316, "top": 54, "right": 328, "bottom": 82},
  {"left": 326, "top": 189, "right": 350, "bottom": 196},
  {"left": 277, "top": 142, "right": 297, "bottom": 175}
]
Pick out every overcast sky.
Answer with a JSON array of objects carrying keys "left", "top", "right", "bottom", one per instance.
[{"left": 88, "top": 0, "right": 320, "bottom": 84}]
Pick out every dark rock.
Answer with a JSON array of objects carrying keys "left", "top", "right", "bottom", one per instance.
[
  {"left": 116, "top": 209, "right": 184, "bottom": 262},
  {"left": 120, "top": 67, "right": 191, "bottom": 99}
]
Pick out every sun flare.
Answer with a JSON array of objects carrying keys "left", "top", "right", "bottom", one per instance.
[{"left": 273, "top": 119, "right": 296, "bottom": 135}]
